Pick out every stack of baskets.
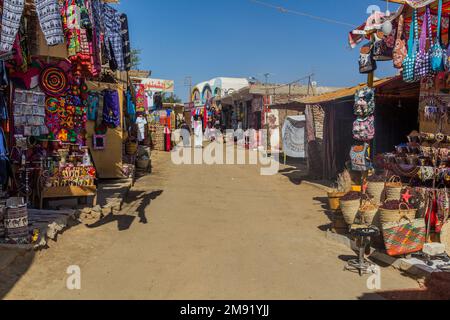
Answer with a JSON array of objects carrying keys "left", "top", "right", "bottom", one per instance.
[{"left": 149, "top": 124, "right": 166, "bottom": 151}]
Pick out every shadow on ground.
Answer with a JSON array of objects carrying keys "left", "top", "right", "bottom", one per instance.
[
  {"left": 278, "top": 157, "right": 308, "bottom": 185},
  {"left": 359, "top": 272, "right": 450, "bottom": 300},
  {"left": 0, "top": 249, "right": 35, "bottom": 299},
  {"left": 86, "top": 190, "right": 163, "bottom": 231}
]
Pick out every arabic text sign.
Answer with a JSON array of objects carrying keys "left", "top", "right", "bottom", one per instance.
[{"left": 140, "top": 79, "right": 175, "bottom": 93}]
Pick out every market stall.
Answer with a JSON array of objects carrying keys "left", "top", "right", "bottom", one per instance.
[
  {"left": 330, "top": 0, "right": 450, "bottom": 269},
  {"left": 0, "top": 0, "right": 135, "bottom": 245}
]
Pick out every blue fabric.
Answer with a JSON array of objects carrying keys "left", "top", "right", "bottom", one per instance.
[
  {"left": 126, "top": 91, "right": 136, "bottom": 123},
  {"left": 0, "top": 93, "right": 7, "bottom": 121},
  {"left": 0, "top": 128, "right": 11, "bottom": 187},
  {"left": 87, "top": 93, "right": 99, "bottom": 121}
]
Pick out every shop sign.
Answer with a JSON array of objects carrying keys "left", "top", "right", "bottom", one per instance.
[{"left": 140, "top": 78, "right": 175, "bottom": 93}]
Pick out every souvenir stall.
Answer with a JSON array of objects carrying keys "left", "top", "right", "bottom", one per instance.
[
  {"left": 331, "top": 0, "right": 450, "bottom": 272},
  {"left": 131, "top": 79, "right": 175, "bottom": 155},
  {"left": 0, "top": 0, "right": 133, "bottom": 244}
]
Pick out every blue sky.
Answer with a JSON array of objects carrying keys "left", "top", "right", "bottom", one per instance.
[{"left": 117, "top": 0, "right": 400, "bottom": 101}]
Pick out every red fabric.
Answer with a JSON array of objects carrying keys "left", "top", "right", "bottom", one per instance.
[{"left": 425, "top": 194, "right": 439, "bottom": 229}]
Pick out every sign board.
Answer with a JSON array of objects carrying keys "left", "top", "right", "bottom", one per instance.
[
  {"left": 282, "top": 115, "right": 306, "bottom": 158},
  {"left": 136, "top": 78, "right": 175, "bottom": 93}
]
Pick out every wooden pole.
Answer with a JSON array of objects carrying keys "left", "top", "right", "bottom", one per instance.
[{"left": 361, "top": 32, "right": 376, "bottom": 203}]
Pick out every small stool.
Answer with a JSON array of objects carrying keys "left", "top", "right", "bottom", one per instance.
[{"left": 345, "top": 227, "right": 380, "bottom": 276}]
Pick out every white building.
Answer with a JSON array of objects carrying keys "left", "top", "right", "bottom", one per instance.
[{"left": 192, "top": 77, "right": 249, "bottom": 106}]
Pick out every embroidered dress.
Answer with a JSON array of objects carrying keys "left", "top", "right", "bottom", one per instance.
[
  {"left": 0, "top": 0, "right": 64, "bottom": 52},
  {"left": 102, "top": 90, "right": 120, "bottom": 128}
]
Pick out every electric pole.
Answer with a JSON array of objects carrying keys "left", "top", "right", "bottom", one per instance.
[{"left": 184, "top": 76, "right": 192, "bottom": 103}]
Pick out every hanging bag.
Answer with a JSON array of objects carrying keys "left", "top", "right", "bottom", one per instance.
[
  {"left": 359, "top": 42, "right": 377, "bottom": 74},
  {"left": 354, "top": 87, "right": 376, "bottom": 117},
  {"left": 350, "top": 143, "right": 373, "bottom": 172},
  {"left": 394, "top": 15, "right": 408, "bottom": 69},
  {"left": 415, "top": 6, "right": 433, "bottom": 79},
  {"left": 403, "top": 9, "right": 419, "bottom": 82},
  {"left": 353, "top": 115, "right": 375, "bottom": 142},
  {"left": 431, "top": 0, "right": 446, "bottom": 71},
  {"left": 373, "top": 30, "right": 394, "bottom": 61}
]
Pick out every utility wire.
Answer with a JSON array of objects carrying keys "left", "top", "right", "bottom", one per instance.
[{"left": 249, "top": 0, "right": 357, "bottom": 28}]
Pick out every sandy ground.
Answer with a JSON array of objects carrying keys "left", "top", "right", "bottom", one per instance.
[{"left": 0, "top": 149, "right": 420, "bottom": 300}]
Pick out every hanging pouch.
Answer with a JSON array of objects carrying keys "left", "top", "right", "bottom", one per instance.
[
  {"left": 394, "top": 15, "right": 408, "bottom": 69},
  {"left": 403, "top": 9, "right": 419, "bottom": 82},
  {"left": 432, "top": 0, "right": 446, "bottom": 72},
  {"left": 415, "top": 6, "right": 433, "bottom": 79},
  {"left": 359, "top": 42, "right": 377, "bottom": 74}
]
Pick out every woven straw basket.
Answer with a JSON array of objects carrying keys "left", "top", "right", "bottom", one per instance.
[
  {"left": 340, "top": 199, "right": 361, "bottom": 225},
  {"left": 327, "top": 191, "right": 346, "bottom": 211},
  {"left": 357, "top": 197, "right": 380, "bottom": 227},
  {"left": 380, "top": 203, "right": 417, "bottom": 226},
  {"left": 385, "top": 176, "right": 403, "bottom": 201},
  {"left": 440, "top": 222, "right": 450, "bottom": 253},
  {"left": 367, "top": 181, "right": 385, "bottom": 204}
]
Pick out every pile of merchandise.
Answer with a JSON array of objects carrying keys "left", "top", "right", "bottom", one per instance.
[{"left": 0, "top": 0, "right": 134, "bottom": 245}]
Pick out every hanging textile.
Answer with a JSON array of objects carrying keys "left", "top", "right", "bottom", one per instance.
[
  {"left": 61, "top": 0, "right": 100, "bottom": 77},
  {"left": 87, "top": 92, "right": 100, "bottom": 121},
  {"left": 0, "top": 0, "right": 64, "bottom": 52},
  {"left": 102, "top": 90, "right": 120, "bottom": 128},
  {"left": 126, "top": 91, "right": 136, "bottom": 123},
  {"left": 0, "top": 127, "right": 11, "bottom": 188},
  {"left": 102, "top": 3, "right": 125, "bottom": 71},
  {"left": 120, "top": 14, "right": 131, "bottom": 71}
]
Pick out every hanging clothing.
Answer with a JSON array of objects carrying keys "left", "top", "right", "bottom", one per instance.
[
  {"left": 126, "top": 91, "right": 136, "bottom": 124},
  {"left": 0, "top": 93, "right": 8, "bottom": 121},
  {"left": 102, "top": 90, "right": 120, "bottom": 128},
  {"left": 61, "top": 0, "right": 100, "bottom": 77},
  {"left": 119, "top": 14, "right": 131, "bottom": 71},
  {"left": 102, "top": 3, "right": 125, "bottom": 71},
  {"left": 87, "top": 92, "right": 100, "bottom": 121},
  {"left": 0, "top": 0, "right": 64, "bottom": 52},
  {"left": 164, "top": 126, "right": 171, "bottom": 152},
  {"left": 0, "top": 127, "right": 11, "bottom": 188}
]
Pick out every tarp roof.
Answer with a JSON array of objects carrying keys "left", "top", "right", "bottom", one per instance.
[{"left": 298, "top": 78, "right": 394, "bottom": 105}]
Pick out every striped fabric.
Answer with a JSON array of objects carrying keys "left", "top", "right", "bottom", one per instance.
[{"left": 4, "top": 205, "right": 29, "bottom": 244}]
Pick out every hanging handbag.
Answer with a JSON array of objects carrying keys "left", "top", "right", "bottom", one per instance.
[
  {"left": 403, "top": 9, "right": 419, "bottom": 82},
  {"left": 353, "top": 115, "right": 375, "bottom": 142},
  {"left": 383, "top": 216, "right": 426, "bottom": 257},
  {"left": 354, "top": 87, "right": 375, "bottom": 117},
  {"left": 415, "top": 6, "right": 433, "bottom": 79},
  {"left": 359, "top": 42, "right": 377, "bottom": 74},
  {"left": 350, "top": 143, "right": 373, "bottom": 172},
  {"left": 431, "top": 0, "right": 446, "bottom": 72},
  {"left": 374, "top": 26, "right": 395, "bottom": 61},
  {"left": 393, "top": 15, "right": 408, "bottom": 69}
]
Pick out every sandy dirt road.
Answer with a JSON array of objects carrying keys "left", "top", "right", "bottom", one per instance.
[{"left": 0, "top": 150, "right": 420, "bottom": 300}]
